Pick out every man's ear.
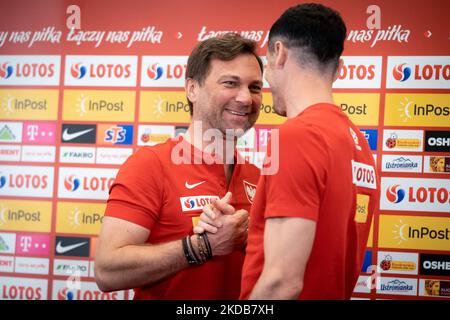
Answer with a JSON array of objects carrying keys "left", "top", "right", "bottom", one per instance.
[
  {"left": 185, "top": 78, "right": 199, "bottom": 105},
  {"left": 332, "top": 58, "right": 344, "bottom": 83},
  {"left": 274, "top": 41, "right": 288, "bottom": 69}
]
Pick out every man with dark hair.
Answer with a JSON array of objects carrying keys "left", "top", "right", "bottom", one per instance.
[
  {"left": 196, "top": 3, "right": 379, "bottom": 299},
  {"left": 95, "top": 33, "right": 263, "bottom": 299}
]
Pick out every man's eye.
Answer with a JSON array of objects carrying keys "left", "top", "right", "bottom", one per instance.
[
  {"left": 250, "top": 86, "right": 262, "bottom": 93},
  {"left": 223, "top": 81, "right": 237, "bottom": 86}
]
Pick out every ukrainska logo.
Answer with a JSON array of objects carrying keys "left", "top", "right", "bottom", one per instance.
[
  {"left": 70, "top": 63, "right": 87, "bottom": 79},
  {"left": 64, "top": 175, "right": 80, "bottom": 192},
  {"left": 179, "top": 195, "right": 220, "bottom": 212},
  {"left": 393, "top": 63, "right": 411, "bottom": 82},
  {"left": 386, "top": 185, "right": 406, "bottom": 203},
  {"left": 147, "top": 63, "right": 163, "bottom": 80},
  {"left": 243, "top": 180, "right": 257, "bottom": 203},
  {"left": 0, "top": 63, "right": 13, "bottom": 79}
]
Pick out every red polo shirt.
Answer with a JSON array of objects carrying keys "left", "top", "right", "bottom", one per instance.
[{"left": 105, "top": 136, "right": 259, "bottom": 299}]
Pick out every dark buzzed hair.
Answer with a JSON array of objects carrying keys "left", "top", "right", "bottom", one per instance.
[
  {"left": 186, "top": 33, "right": 263, "bottom": 115},
  {"left": 269, "top": 3, "right": 346, "bottom": 72}
]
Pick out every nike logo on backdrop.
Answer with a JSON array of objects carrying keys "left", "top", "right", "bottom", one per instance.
[
  {"left": 62, "top": 128, "right": 94, "bottom": 141},
  {"left": 185, "top": 181, "right": 206, "bottom": 189},
  {"left": 56, "top": 241, "right": 88, "bottom": 254}
]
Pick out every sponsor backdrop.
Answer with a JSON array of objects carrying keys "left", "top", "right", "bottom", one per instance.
[{"left": 0, "top": 0, "right": 449, "bottom": 300}]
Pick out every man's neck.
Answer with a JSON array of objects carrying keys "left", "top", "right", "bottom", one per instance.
[
  {"left": 281, "top": 63, "right": 335, "bottom": 118},
  {"left": 184, "top": 123, "right": 237, "bottom": 165}
]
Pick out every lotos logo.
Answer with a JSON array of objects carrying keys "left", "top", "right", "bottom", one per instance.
[
  {"left": 184, "top": 199, "right": 195, "bottom": 209},
  {"left": 179, "top": 195, "right": 220, "bottom": 212},
  {"left": 386, "top": 185, "right": 406, "bottom": 203},
  {"left": 0, "top": 175, "right": 6, "bottom": 188},
  {"left": 64, "top": 56, "right": 137, "bottom": 87},
  {"left": 147, "top": 63, "right": 163, "bottom": 80},
  {"left": 58, "top": 167, "right": 118, "bottom": 200},
  {"left": 57, "top": 287, "right": 75, "bottom": 300},
  {"left": 64, "top": 175, "right": 80, "bottom": 192},
  {"left": 0, "top": 63, "right": 13, "bottom": 79},
  {"left": 70, "top": 63, "right": 87, "bottom": 79},
  {"left": 393, "top": 63, "right": 411, "bottom": 82},
  {"left": 381, "top": 178, "right": 450, "bottom": 213}
]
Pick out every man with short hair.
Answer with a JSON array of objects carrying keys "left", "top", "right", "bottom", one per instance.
[
  {"left": 196, "top": 3, "right": 380, "bottom": 300},
  {"left": 95, "top": 33, "right": 263, "bottom": 299}
]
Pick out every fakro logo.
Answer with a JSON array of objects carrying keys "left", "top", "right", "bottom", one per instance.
[{"left": 71, "top": 62, "right": 131, "bottom": 79}]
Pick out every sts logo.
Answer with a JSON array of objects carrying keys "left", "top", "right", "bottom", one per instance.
[
  {"left": 0, "top": 63, "right": 13, "bottom": 79},
  {"left": 147, "top": 63, "right": 163, "bottom": 80},
  {"left": 64, "top": 175, "right": 80, "bottom": 192},
  {"left": 71, "top": 63, "right": 87, "bottom": 79},
  {"left": 387, "top": 184, "right": 406, "bottom": 203},
  {"left": 393, "top": 64, "right": 411, "bottom": 82}
]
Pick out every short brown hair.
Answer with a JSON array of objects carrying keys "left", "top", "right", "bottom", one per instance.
[{"left": 186, "top": 33, "right": 263, "bottom": 115}]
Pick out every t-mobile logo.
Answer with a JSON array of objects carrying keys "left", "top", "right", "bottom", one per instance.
[
  {"left": 20, "top": 236, "right": 32, "bottom": 252},
  {"left": 27, "top": 125, "right": 39, "bottom": 141}
]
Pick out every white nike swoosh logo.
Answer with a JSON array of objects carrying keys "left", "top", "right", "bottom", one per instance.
[
  {"left": 56, "top": 241, "right": 87, "bottom": 254},
  {"left": 185, "top": 181, "right": 206, "bottom": 189},
  {"left": 62, "top": 128, "right": 93, "bottom": 141}
]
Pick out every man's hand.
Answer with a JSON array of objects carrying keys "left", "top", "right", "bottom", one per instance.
[
  {"left": 193, "top": 192, "right": 249, "bottom": 255},
  {"left": 194, "top": 192, "right": 234, "bottom": 234}
]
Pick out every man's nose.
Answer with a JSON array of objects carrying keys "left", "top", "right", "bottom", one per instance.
[{"left": 235, "top": 87, "right": 253, "bottom": 105}]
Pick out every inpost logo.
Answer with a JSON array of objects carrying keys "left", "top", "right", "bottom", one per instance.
[
  {"left": 139, "top": 91, "right": 190, "bottom": 123},
  {"left": 385, "top": 94, "right": 449, "bottom": 126},
  {"left": 57, "top": 202, "right": 105, "bottom": 235},
  {"left": 379, "top": 215, "right": 450, "bottom": 251},
  {"left": 0, "top": 89, "right": 58, "bottom": 120},
  {"left": 63, "top": 90, "right": 135, "bottom": 121},
  {"left": 334, "top": 93, "right": 380, "bottom": 126},
  {"left": 257, "top": 92, "right": 286, "bottom": 125},
  {"left": 0, "top": 200, "right": 51, "bottom": 232}
]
